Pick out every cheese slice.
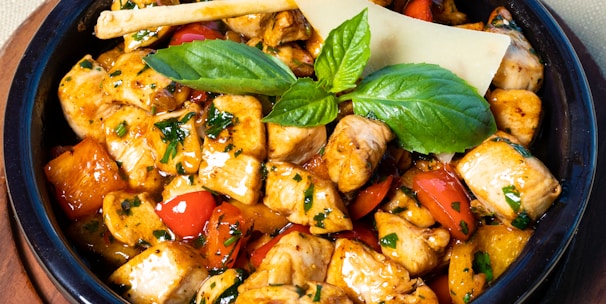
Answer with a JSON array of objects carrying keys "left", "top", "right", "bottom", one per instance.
[{"left": 294, "top": 0, "right": 510, "bottom": 95}]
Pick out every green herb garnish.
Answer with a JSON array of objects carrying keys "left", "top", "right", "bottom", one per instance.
[
  {"left": 145, "top": 9, "right": 496, "bottom": 154},
  {"left": 379, "top": 232, "right": 399, "bottom": 249}
]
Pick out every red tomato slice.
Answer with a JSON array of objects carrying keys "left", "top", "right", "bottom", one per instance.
[
  {"left": 412, "top": 166, "right": 476, "bottom": 240},
  {"left": 249, "top": 223, "right": 309, "bottom": 268},
  {"left": 204, "top": 202, "right": 251, "bottom": 270},
  {"left": 348, "top": 175, "right": 394, "bottom": 220},
  {"left": 403, "top": 0, "right": 433, "bottom": 22},
  {"left": 331, "top": 222, "right": 381, "bottom": 252},
  {"left": 155, "top": 191, "right": 216, "bottom": 239},
  {"left": 169, "top": 22, "right": 224, "bottom": 46}
]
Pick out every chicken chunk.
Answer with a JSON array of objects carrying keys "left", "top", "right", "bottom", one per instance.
[
  {"left": 326, "top": 238, "right": 417, "bottom": 304},
  {"left": 103, "top": 49, "right": 190, "bottom": 113},
  {"left": 324, "top": 115, "right": 394, "bottom": 193},
  {"left": 102, "top": 191, "right": 173, "bottom": 247},
  {"left": 108, "top": 241, "right": 208, "bottom": 304},
  {"left": 198, "top": 96, "right": 266, "bottom": 205},
  {"left": 58, "top": 55, "right": 119, "bottom": 143},
  {"left": 263, "top": 10, "right": 312, "bottom": 47},
  {"left": 248, "top": 39, "right": 315, "bottom": 77},
  {"left": 488, "top": 88, "right": 542, "bottom": 146},
  {"left": 375, "top": 211, "right": 450, "bottom": 276},
  {"left": 223, "top": 13, "right": 271, "bottom": 39},
  {"left": 263, "top": 161, "right": 352, "bottom": 234},
  {"left": 197, "top": 268, "right": 246, "bottom": 304},
  {"left": 104, "top": 105, "right": 164, "bottom": 194},
  {"left": 239, "top": 232, "right": 334, "bottom": 291},
  {"left": 111, "top": 0, "right": 179, "bottom": 52},
  {"left": 236, "top": 281, "right": 353, "bottom": 304},
  {"left": 486, "top": 7, "right": 544, "bottom": 92},
  {"left": 381, "top": 183, "right": 436, "bottom": 228},
  {"left": 455, "top": 131, "right": 561, "bottom": 228},
  {"left": 161, "top": 174, "right": 207, "bottom": 202},
  {"left": 267, "top": 123, "right": 326, "bottom": 165},
  {"left": 147, "top": 102, "right": 203, "bottom": 175},
  {"left": 205, "top": 95, "right": 266, "bottom": 160}
]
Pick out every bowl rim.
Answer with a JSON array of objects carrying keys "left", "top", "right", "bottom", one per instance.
[{"left": 2, "top": 0, "right": 597, "bottom": 303}]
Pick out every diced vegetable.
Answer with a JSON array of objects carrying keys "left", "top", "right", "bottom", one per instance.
[
  {"left": 44, "top": 137, "right": 128, "bottom": 220},
  {"left": 155, "top": 191, "right": 216, "bottom": 239},
  {"left": 348, "top": 175, "right": 394, "bottom": 220},
  {"left": 412, "top": 166, "right": 476, "bottom": 240},
  {"left": 403, "top": 0, "right": 433, "bottom": 22},
  {"left": 169, "top": 22, "right": 223, "bottom": 46},
  {"left": 249, "top": 223, "right": 309, "bottom": 268},
  {"left": 204, "top": 203, "right": 252, "bottom": 270}
]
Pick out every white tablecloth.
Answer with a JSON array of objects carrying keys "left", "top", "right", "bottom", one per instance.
[{"left": 1, "top": 0, "right": 604, "bottom": 75}]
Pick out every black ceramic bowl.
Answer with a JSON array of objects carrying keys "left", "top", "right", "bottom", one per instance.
[{"left": 4, "top": 0, "right": 596, "bottom": 303}]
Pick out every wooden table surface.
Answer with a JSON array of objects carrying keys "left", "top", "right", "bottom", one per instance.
[{"left": 0, "top": 1, "right": 604, "bottom": 303}]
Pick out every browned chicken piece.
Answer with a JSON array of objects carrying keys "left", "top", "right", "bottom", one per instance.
[
  {"left": 375, "top": 211, "right": 450, "bottom": 276},
  {"left": 267, "top": 123, "right": 326, "bottom": 165},
  {"left": 109, "top": 241, "right": 208, "bottom": 304},
  {"left": 326, "top": 238, "right": 417, "bottom": 304},
  {"left": 197, "top": 269, "right": 247, "bottom": 304},
  {"left": 223, "top": 13, "right": 272, "bottom": 40},
  {"left": 431, "top": 0, "right": 468, "bottom": 25},
  {"left": 263, "top": 10, "right": 312, "bottom": 47},
  {"left": 263, "top": 161, "right": 353, "bottom": 234},
  {"left": 111, "top": 0, "right": 179, "bottom": 52},
  {"left": 206, "top": 95, "right": 267, "bottom": 160},
  {"left": 44, "top": 137, "right": 128, "bottom": 220},
  {"left": 488, "top": 88, "right": 542, "bottom": 147},
  {"left": 198, "top": 95, "right": 266, "bottom": 205},
  {"left": 236, "top": 281, "right": 353, "bottom": 304},
  {"left": 230, "top": 200, "right": 290, "bottom": 235},
  {"left": 104, "top": 105, "right": 164, "bottom": 194},
  {"left": 305, "top": 29, "right": 324, "bottom": 59},
  {"left": 58, "top": 55, "right": 120, "bottom": 143},
  {"left": 161, "top": 174, "right": 207, "bottom": 202},
  {"left": 324, "top": 115, "right": 395, "bottom": 193},
  {"left": 147, "top": 102, "right": 203, "bottom": 175},
  {"left": 248, "top": 38, "right": 315, "bottom": 77},
  {"left": 486, "top": 7, "right": 544, "bottom": 92},
  {"left": 381, "top": 182, "right": 436, "bottom": 228},
  {"left": 397, "top": 284, "right": 439, "bottom": 303},
  {"left": 239, "top": 232, "right": 334, "bottom": 291},
  {"left": 455, "top": 131, "right": 561, "bottom": 228},
  {"left": 103, "top": 49, "right": 190, "bottom": 114},
  {"left": 102, "top": 191, "right": 173, "bottom": 247}
]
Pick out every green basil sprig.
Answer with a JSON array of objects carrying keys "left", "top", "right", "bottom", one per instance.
[{"left": 145, "top": 9, "right": 496, "bottom": 154}]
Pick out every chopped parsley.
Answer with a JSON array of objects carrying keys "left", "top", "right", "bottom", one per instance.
[
  {"left": 303, "top": 183, "right": 315, "bottom": 212},
  {"left": 491, "top": 136, "right": 532, "bottom": 158},
  {"left": 79, "top": 59, "right": 93, "bottom": 69},
  {"left": 313, "top": 208, "right": 331, "bottom": 228},
  {"left": 460, "top": 220, "right": 469, "bottom": 235},
  {"left": 451, "top": 201, "right": 461, "bottom": 212},
  {"left": 511, "top": 210, "right": 531, "bottom": 230},
  {"left": 472, "top": 251, "right": 494, "bottom": 282},
  {"left": 205, "top": 103, "right": 235, "bottom": 139},
  {"left": 154, "top": 111, "right": 196, "bottom": 163},
  {"left": 114, "top": 121, "right": 128, "bottom": 138},
  {"left": 118, "top": 195, "right": 141, "bottom": 216},
  {"left": 380, "top": 232, "right": 399, "bottom": 249},
  {"left": 502, "top": 185, "right": 522, "bottom": 212},
  {"left": 312, "top": 284, "right": 322, "bottom": 302},
  {"left": 153, "top": 229, "right": 172, "bottom": 241}
]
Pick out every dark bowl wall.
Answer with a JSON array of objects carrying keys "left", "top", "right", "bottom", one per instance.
[{"left": 3, "top": 0, "right": 596, "bottom": 303}]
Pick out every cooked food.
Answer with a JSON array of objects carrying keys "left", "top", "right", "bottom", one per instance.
[{"left": 44, "top": 1, "right": 560, "bottom": 303}]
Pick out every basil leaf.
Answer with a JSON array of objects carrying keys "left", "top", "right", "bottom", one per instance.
[
  {"left": 315, "top": 9, "right": 370, "bottom": 93},
  {"left": 262, "top": 78, "right": 338, "bottom": 127},
  {"left": 144, "top": 39, "right": 296, "bottom": 96},
  {"left": 344, "top": 63, "right": 496, "bottom": 154}
]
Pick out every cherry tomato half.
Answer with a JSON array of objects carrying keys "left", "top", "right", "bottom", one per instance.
[
  {"left": 169, "top": 22, "right": 224, "bottom": 46},
  {"left": 155, "top": 191, "right": 216, "bottom": 239},
  {"left": 412, "top": 165, "right": 476, "bottom": 241}
]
